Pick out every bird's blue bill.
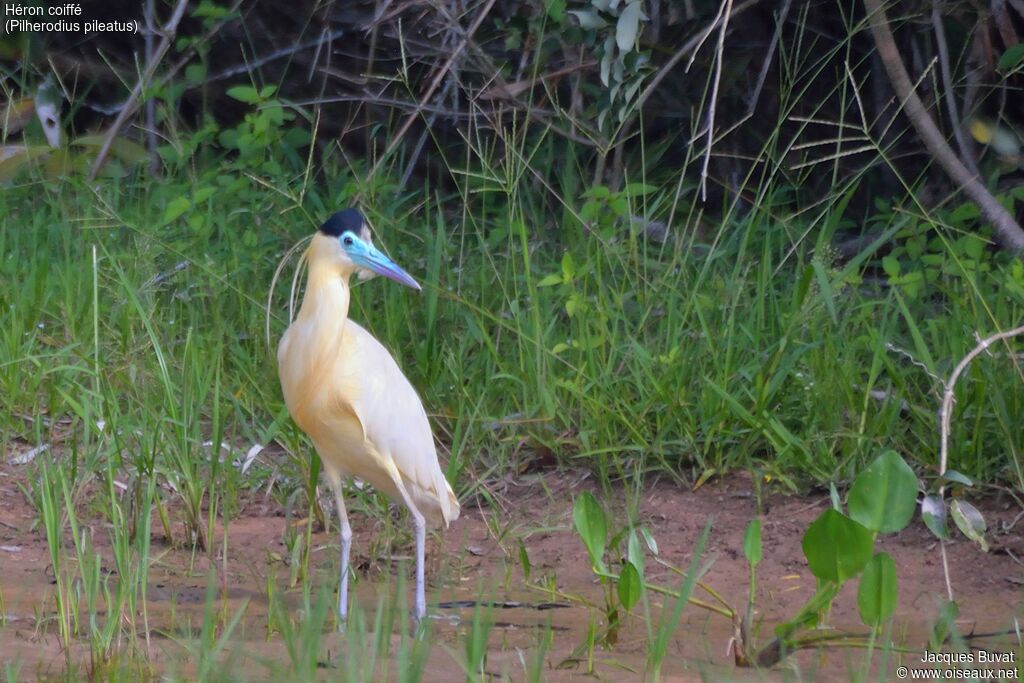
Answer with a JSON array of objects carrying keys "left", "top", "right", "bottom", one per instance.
[{"left": 347, "top": 236, "right": 421, "bottom": 290}]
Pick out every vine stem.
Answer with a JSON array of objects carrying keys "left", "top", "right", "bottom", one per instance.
[{"left": 937, "top": 324, "right": 1024, "bottom": 600}]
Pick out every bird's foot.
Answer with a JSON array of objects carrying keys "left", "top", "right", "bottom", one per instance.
[{"left": 410, "top": 610, "right": 429, "bottom": 639}]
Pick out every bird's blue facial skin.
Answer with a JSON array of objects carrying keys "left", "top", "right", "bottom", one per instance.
[{"left": 340, "top": 231, "right": 421, "bottom": 291}]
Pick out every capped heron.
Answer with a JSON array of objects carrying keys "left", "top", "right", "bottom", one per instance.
[{"left": 277, "top": 208, "right": 460, "bottom": 621}]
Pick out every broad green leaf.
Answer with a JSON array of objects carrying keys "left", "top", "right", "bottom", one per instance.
[
  {"left": 848, "top": 450, "right": 919, "bottom": 533},
  {"left": 537, "top": 273, "right": 563, "bottom": 287},
  {"left": 258, "top": 85, "right": 278, "bottom": 99},
  {"left": 617, "top": 560, "right": 641, "bottom": 611},
  {"left": 882, "top": 255, "right": 900, "bottom": 278},
  {"left": 938, "top": 470, "right": 973, "bottom": 488},
  {"left": 921, "top": 494, "right": 949, "bottom": 540},
  {"left": 857, "top": 552, "right": 897, "bottom": 628},
  {"left": 950, "top": 499, "right": 988, "bottom": 552},
  {"left": 623, "top": 182, "right": 655, "bottom": 197},
  {"left": 616, "top": 0, "right": 644, "bottom": 51},
  {"left": 573, "top": 492, "right": 607, "bottom": 571},
  {"left": 545, "top": 0, "right": 566, "bottom": 22},
  {"left": 193, "top": 186, "right": 217, "bottom": 204},
  {"left": 802, "top": 509, "right": 874, "bottom": 583},
  {"left": 226, "top": 85, "right": 260, "bottom": 104},
  {"left": 998, "top": 43, "right": 1024, "bottom": 72},
  {"left": 742, "top": 518, "right": 762, "bottom": 567},
  {"left": 163, "top": 197, "right": 192, "bottom": 224}
]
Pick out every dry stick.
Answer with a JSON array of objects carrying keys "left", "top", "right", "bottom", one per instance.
[
  {"left": 87, "top": 0, "right": 189, "bottom": 181},
  {"left": 931, "top": 0, "right": 978, "bottom": 178},
  {"left": 745, "top": 0, "right": 791, "bottom": 115},
  {"left": 204, "top": 29, "right": 348, "bottom": 83},
  {"left": 697, "top": 0, "right": 733, "bottom": 202},
  {"left": 635, "top": 0, "right": 759, "bottom": 112},
  {"left": 367, "top": 0, "right": 498, "bottom": 181},
  {"left": 144, "top": 0, "right": 159, "bottom": 176},
  {"left": 863, "top": 0, "right": 1024, "bottom": 252},
  {"left": 937, "top": 324, "right": 1024, "bottom": 600}
]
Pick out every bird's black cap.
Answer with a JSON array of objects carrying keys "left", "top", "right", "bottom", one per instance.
[{"left": 319, "top": 208, "right": 364, "bottom": 237}]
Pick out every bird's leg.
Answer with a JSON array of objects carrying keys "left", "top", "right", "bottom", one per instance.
[
  {"left": 327, "top": 473, "right": 353, "bottom": 623},
  {"left": 386, "top": 474, "right": 428, "bottom": 624},
  {"left": 412, "top": 509, "right": 426, "bottom": 623}
]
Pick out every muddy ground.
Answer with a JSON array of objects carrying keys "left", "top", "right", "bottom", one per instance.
[{"left": 1, "top": 456, "right": 1022, "bottom": 681}]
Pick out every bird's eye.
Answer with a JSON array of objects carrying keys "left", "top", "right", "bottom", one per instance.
[{"left": 342, "top": 235, "right": 354, "bottom": 246}]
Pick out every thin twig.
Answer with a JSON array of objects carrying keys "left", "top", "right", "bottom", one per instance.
[
  {"left": 931, "top": 0, "right": 977, "bottom": 177},
  {"left": 745, "top": 0, "right": 791, "bottom": 115},
  {"left": 635, "top": 0, "right": 758, "bottom": 112},
  {"left": 144, "top": 0, "right": 159, "bottom": 176},
  {"left": 938, "top": 324, "right": 1024, "bottom": 600},
  {"left": 87, "top": 0, "right": 189, "bottom": 181},
  {"left": 863, "top": 0, "right": 1024, "bottom": 251},
  {"left": 699, "top": 0, "right": 733, "bottom": 202},
  {"left": 204, "top": 29, "right": 347, "bottom": 83},
  {"left": 368, "top": 0, "right": 498, "bottom": 180}
]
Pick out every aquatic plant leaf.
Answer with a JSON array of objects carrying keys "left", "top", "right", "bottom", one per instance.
[
  {"left": 857, "top": 552, "right": 897, "bottom": 628},
  {"left": 848, "top": 450, "right": 918, "bottom": 533},
  {"left": 802, "top": 509, "right": 873, "bottom": 583}
]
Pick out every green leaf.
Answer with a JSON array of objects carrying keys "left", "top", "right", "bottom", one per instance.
[
  {"left": 615, "top": 0, "right": 644, "bottom": 51},
  {"left": 193, "top": 186, "right": 217, "bottom": 204},
  {"left": 802, "top": 509, "right": 874, "bottom": 583},
  {"left": 998, "top": 43, "right": 1024, "bottom": 72},
  {"left": 573, "top": 492, "right": 607, "bottom": 571},
  {"left": 847, "top": 450, "right": 919, "bottom": 534},
  {"left": 545, "top": 0, "right": 566, "bottom": 22},
  {"left": 226, "top": 85, "right": 260, "bottom": 104},
  {"left": 623, "top": 182, "right": 655, "bottom": 197},
  {"left": 858, "top": 552, "right": 897, "bottom": 628},
  {"left": 518, "top": 538, "right": 531, "bottom": 583},
  {"left": 568, "top": 9, "right": 607, "bottom": 29},
  {"left": 930, "top": 600, "right": 960, "bottom": 647},
  {"left": 921, "top": 495, "right": 949, "bottom": 540},
  {"left": 258, "top": 85, "right": 278, "bottom": 99},
  {"left": 627, "top": 529, "right": 645, "bottom": 574},
  {"left": 537, "top": 273, "right": 563, "bottom": 287},
  {"left": 950, "top": 499, "right": 988, "bottom": 552},
  {"left": 882, "top": 255, "right": 901, "bottom": 278},
  {"left": 937, "top": 470, "right": 973, "bottom": 488},
  {"left": 742, "top": 519, "right": 762, "bottom": 567},
  {"left": 163, "top": 197, "right": 192, "bottom": 224},
  {"left": 617, "top": 560, "right": 641, "bottom": 611},
  {"left": 639, "top": 526, "right": 658, "bottom": 556},
  {"left": 600, "top": 36, "right": 615, "bottom": 87},
  {"left": 561, "top": 251, "right": 576, "bottom": 281}
]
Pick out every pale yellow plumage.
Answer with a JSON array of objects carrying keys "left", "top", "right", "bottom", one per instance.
[{"left": 277, "top": 222, "right": 458, "bottom": 621}]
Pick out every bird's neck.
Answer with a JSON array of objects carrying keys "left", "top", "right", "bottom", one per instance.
[{"left": 298, "top": 259, "right": 352, "bottom": 329}]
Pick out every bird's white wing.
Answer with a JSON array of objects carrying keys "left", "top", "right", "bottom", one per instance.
[{"left": 341, "top": 321, "right": 460, "bottom": 527}]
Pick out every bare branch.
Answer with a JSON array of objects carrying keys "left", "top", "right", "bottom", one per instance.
[
  {"left": 937, "top": 324, "right": 1024, "bottom": 600},
  {"left": 863, "top": 0, "right": 1024, "bottom": 252},
  {"left": 87, "top": 0, "right": 189, "bottom": 181}
]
